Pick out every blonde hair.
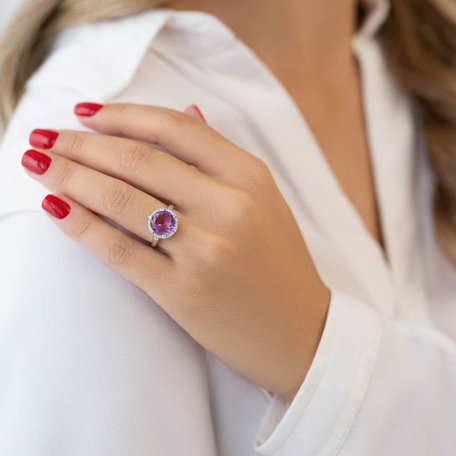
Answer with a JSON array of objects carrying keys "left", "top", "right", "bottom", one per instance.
[
  {"left": 383, "top": 0, "right": 456, "bottom": 265},
  {"left": 0, "top": 0, "right": 166, "bottom": 121},
  {"left": 1, "top": 0, "right": 456, "bottom": 266}
]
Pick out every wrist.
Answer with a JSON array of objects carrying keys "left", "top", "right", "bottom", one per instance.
[{"left": 281, "top": 284, "right": 331, "bottom": 400}]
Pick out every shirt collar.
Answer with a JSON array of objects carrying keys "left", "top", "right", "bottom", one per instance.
[
  {"left": 26, "top": 1, "right": 392, "bottom": 104},
  {"left": 357, "top": 0, "right": 391, "bottom": 38}
]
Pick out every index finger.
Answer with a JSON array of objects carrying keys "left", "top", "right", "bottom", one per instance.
[{"left": 74, "top": 102, "right": 254, "bottom": 176}]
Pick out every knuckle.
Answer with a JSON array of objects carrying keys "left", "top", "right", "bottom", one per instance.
[
  {"left": 117, "top": 142, "right": 149, "bottom": 170},
  {"left": 159, "top": 110, "right": 186, "bottom": 135},
  {"left": 201, "top": 233, "right": 235, "bottom": 268},
  {"left": 102, "top": 183, "right": 134, "bottom": 216},
  {"left": 55, "top": 162, "right": 75, "bottom": 191},
  {"left": 111, "top": 103, "right": 129, "bottom": 119},
  {"left": 247, "top": 157, "right": 273, "bottom": 186},
  {"left": 105, "top": 235, "right": 133, "bottom": 266},
  {"left": 69, "top": 216, "right": 92, "bottom": 240},
  {"left": 108, "top": 103, "right": 131, "bottom": 132},
  {"left": 224, "top": 188, "right": 256, "bottom": 221},
  {"left": 63, "top": 131, "right": 86, "bottom": 156}
]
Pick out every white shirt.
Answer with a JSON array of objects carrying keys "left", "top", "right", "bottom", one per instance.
[{"left": 0, "top": 1, "right": 455, "bottom": 455}]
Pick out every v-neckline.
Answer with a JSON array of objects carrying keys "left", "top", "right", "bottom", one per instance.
[
  {"left": 157, "top": 5, "right": 408, "bottom": 315},
  {"left": 157, "top": 7, "right": 392, "bottom": 261},
  {"left": 241, "top": 34, "right": 397, "bottom": 313}
]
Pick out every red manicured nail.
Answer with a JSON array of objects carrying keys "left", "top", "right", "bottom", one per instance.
[
  {"left": 21, "top": 149, "right": 52, "bottom": 175},
  {"left": 74, "top": 102, "right": 104, "bottom": 117},
  {"left": 41, "top": 194, "right": 71, "bottom": 219},
  {"left": 187, "top": 104, "right": 206, "bottom": 123},
  {"left": 29, "top": 129, "right": 59, "bottom": 149}
]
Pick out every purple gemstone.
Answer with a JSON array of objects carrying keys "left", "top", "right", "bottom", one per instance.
[{"left": 150, "top": 210, "right": 175, "bottom": 236}]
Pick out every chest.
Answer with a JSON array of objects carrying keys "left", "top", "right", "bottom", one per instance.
[{"left": 274, "top": 61, "right": 386, "bottom": 255}]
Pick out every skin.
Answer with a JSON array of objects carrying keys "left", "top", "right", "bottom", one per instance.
[
  {"left": 24, "top": 105, "right": 330, "bottom": 400},
  {"left": 166, "top": 0, "right": 386, "bottom": 251},
  {"left": 22, "top": 0, "right": 382, "bottom": 399}
]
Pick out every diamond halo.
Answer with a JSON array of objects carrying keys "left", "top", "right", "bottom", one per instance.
[{"left": 148, "top": 207, "right": 179, "bottom": 241}]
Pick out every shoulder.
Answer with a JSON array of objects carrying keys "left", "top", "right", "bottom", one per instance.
[
  {"left": 0, "top": 9, "right": 172, "bottom": 214},
  {"left": 0, "top": 7, "right": 238, "bottom": 214},
  {"left": 27, "top": 9, "right": 172, "bottom": 100}
]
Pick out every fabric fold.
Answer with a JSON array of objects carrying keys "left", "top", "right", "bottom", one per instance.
[{"left": 254, "top": 289, "right": 383, "bottom": 455}]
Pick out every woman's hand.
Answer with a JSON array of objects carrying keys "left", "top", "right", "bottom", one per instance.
[{"left": 21, "top": 102, "right": 330, "bottom": 399}]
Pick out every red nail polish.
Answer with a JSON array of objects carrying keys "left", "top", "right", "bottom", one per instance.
[
  {"left": 189, "top": 104, "right": 206, "bottom": 123},
  {"left": 74, "top": 102, "right": 104, "bottom": 117},
  {"left": 21, "top": 149, "right": 52, "bottom": 175},
  {"left": 41, "top": 194, "right": 71, "bottom": 219},
  {"left": 29, "top": 129, "right": 59, "bottom": 149}
]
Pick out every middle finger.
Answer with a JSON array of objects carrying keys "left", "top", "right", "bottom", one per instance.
[{"left": 29, "top": 128, "right": 218, "bottom": 213}]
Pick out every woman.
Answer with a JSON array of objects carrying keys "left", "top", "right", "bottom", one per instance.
[{"left": 0, "top": 0, "right": 455, "bottom": 454}]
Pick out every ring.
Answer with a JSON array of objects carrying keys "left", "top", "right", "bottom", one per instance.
[{"left": 148, "top": 204, "right": 179, "bottom": 248}]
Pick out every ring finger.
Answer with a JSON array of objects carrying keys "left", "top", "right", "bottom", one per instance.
[{"left": 21, "top": 148, "right": 192, "bottom": 256}]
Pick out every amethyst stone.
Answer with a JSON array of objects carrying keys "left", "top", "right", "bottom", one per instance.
[{"left": 149, "top": 210, "right": 176, "bottom": 236}]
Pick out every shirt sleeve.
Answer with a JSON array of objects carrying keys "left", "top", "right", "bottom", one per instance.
[
  {"left": 254, "top": 287, "right": 456, "bottom": 456},
  {"left": 0, "top": 28, "right": 217, "bottom": 456}
]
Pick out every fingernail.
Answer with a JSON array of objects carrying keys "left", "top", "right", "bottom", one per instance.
[
  {"left": 74, "top": 102, "right": 104, "bottom": 117},
  {"left": 41, "top": 194, "right": 71, "bottom": 219},
  {"left": 187, "top": 104, "right": 206, "bottom": 123},
  {"left": 30, "top": 129, "right": 59, "bottom": 149},
  {"left": 21, "top": 149, "right": 52, "bottom": 175}
]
